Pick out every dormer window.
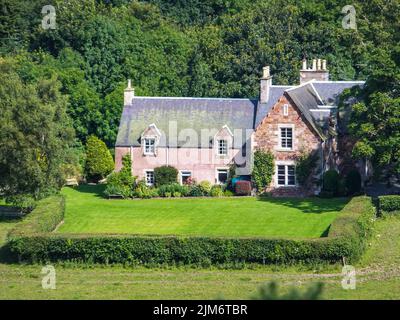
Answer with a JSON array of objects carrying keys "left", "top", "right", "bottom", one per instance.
[
  {"left": 144, "top": 138, "right": 156, "bottom": 155},
  {"left": 218, "top": 139, "right": 228, "bottom": 156}
]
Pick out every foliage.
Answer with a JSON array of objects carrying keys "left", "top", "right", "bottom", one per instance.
[
  {"left": 378, "top": 196, "right": 400, "bottom": 213},
  {"left": 188, "top": 185, "right": 204, "bottom": 197},
  {"left": 8, "top": 196, "right": 375, "bottom": 265},
  {"left": 235, "top": 181, "right": 252, "bottom": 196},
  {"left": 84, "top": 135, "right": 114, "bottom": 182},
  {"left": 157, "top": 183, "right": 189, "bottom": 197},
  {"left": 322, "top": 170, "right": 340, "bottom": 196},
  {"left": 5, "top": 195, "right": 36, "bottom": 214},
  {"left": 345, "top": 170, "right": 362, "bottom": 196},
  {"left": 104, "top": 154, "right": 135, "bottom": 198},
  {"left": 198, "top": 181, "right": 212, "bottom": 195},
  {"left": 251, "top": 281, "right": 323, "bottom": 300},
  {"left": 0, "top": 56, "right": 76, "bottom": 201},
  {"left": 133, "top": 180, "right": 158, "bottom": 199},
  {"left": 209, "top": 185, "right": 223, "bottom": 197},
  {"left": 223, "top": 190, "right": 235, "bottom": 197},
  {"left": 154, "top": 166, "right": 178, "bottom": 187},
  {"left": 9, "top": 196, "right": 65, "bottom": 235},
  {"left": 295, "top": 151, "right": 320, "bottom": 187},
  {"left": 252, "top": 150, "right": 274, "bottom": 191}
]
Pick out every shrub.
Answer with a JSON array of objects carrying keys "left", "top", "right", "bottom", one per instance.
[
  {"left": 295, "top": 151, "right": 320, "bottom": 187},
  {"left": 104, "top": 155, "right": 135, "bottom": 198},
  {"left": 188, "top": 185, "right": 204, "bottom": 197},
  {"left": 345, "top": 170, "right": 362, "bottom": 195},
  {"left": 198, "top": 181, "right": 212, "bottom": 195},
  {"left": 154, "top": 166, "right": 178, "bottom": 187},
  {"left": 235, "top": 181, "right": 252, "bottom": 196},
  {"left": 210, "top": 185, "right": 223, "bottom": 197},
  {"left": 10, "top": 195, "right": 64, "bottom": 235},
  {"left": 379, "top": 195, "right": 400, "bottom": 213},
  {"left": 85, "top": 135, "right": 114, "bottom": 182},
  {"left": 5, "top": 194, "right": 36, "bottom": 214},
  {"left": 133, "top": 181, "right": 154, "bottom": 199},
  {"left": 252, "top": 150, "right": 274, "bottom": 191},
  {"left": 322, "top": 170, "right": 340, "bottom": 195},
  {"left": 172, "top": 192, "right": 181, "bottom": 198},
  {"left": 158, "top": 183, "right": 189, "bottom": 197},
  {"left": 223, "top": 190, "right": 235, "bottom": 197}
]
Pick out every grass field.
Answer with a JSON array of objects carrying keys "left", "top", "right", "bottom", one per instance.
[
  {"left": 58, "top": 185, "right": 348, "bottom": 238},
  {"left": 1, "top": 214, "right": 400, "bottom": 299}
]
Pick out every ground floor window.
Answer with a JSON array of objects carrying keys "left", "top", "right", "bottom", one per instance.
[
  {"left": 145, "top": 170, "right": 154, "bottom": 186},
  {"left": 277, "top": 164, "right": 296, "bottom": 186},
  {"left": 180, "top": 171, "right": 192, "bottom": 185},
  {"left": 217, "top": 169, "right": 228, "bottom": 184}
]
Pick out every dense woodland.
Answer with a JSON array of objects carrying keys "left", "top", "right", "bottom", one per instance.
[{"left": 0, "top": 0, "right": 399, "bottom": 201}]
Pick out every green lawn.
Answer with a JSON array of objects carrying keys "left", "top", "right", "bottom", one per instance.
[
  {"left": 1, "top": 196, "right": 400, "bottom": 299},
  {"left": 58, "top": 185, "right": 348, "bottom": 238}
]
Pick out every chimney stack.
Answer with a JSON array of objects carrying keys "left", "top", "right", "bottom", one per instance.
[
  {"left": 299, "top": 58, "right": 329, "bottom": 84},
  {"left": 260, "top": 66, "right": 272, "bottom": 104},
  {"left": 124, "top": 79, "right": 135, "bottom": 105}
]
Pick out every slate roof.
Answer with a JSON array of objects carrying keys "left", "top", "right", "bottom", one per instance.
[
  {"left": 116, "top": 97, "right": 257, "bottom": 148},
  {"left": 312, "top": 81, "right": 365, "bottom": 105},
  {"left": 115, "top": 81, "right": 365, "bottom": 147}
]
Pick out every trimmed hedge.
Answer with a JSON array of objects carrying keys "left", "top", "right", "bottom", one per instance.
[
  {"left": 7, "top": 196, "right": 376, "bottom": 265},
  {"left": 9, "top": 195, "right": 65, "bottom": 235},
  {"left": 378, "top": 195, "right": 400, "bottom": 213}
]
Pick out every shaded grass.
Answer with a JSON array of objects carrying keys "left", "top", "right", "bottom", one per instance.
[{"left": 58, "top": 185, "right": 348, "bottom": 238}]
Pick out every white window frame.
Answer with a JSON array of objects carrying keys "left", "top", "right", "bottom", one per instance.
[
  {"left": 283, "top": 104, "right": 289, "bottom": 116},
  {"left": 179, "top": 170, "right": 192, "bottom": 185},
  {"left": 217, "top": 139, "right": 228, "bottom": 156},
  {"left": 275, "top": 162, "right": 296, "bottom": 187},
  {"left": 143, "top": 138, "right": 156, "bottom": 155},
  {"left": 278, "top": 124, "right": 294, "bottom": 151},
  {"left": 144, "top": 169, "right": 155, "bottom": 186},
  {"left": 216, "top": 168, "right": 229, "bottom": 184}
]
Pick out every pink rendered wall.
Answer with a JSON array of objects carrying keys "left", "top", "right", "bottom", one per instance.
[{"left": 115, "top": 146, "right": 243, "bottom": 184}]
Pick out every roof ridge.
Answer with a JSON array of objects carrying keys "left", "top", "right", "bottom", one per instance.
[{"left": 133, "top": 96, "right": 257, "bottom": 101}]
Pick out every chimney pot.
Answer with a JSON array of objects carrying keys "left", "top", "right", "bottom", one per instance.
[
  {"left": 302, "top": 59, "right": 307, "bottom": 70},
  {"left": 322, "top": 60, "right": 327, "bottom": 70},
  {"left": 262, "top": 66, "right": 270, "bottom": 78},
  {"left": 317, "top": 59, "right": 322, "bottom": 70},
  {"left": 127, "top": 79, "right": 132, "bottom": 89},
  {"left": 312, "top": 59, "right": 317, "bottom": 70}
]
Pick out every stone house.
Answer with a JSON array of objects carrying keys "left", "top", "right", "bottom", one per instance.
[{"left": 115, "top": 59, "right": 364, "bottom": 195}]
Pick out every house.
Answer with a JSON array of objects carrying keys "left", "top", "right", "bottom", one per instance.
[{"left": 115, "top": 59, "right": 364, "bottom": 196}]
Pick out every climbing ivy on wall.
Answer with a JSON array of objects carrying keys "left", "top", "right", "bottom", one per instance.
[{"left": 252, "top": 150, "right": 275, "bottom": 191}]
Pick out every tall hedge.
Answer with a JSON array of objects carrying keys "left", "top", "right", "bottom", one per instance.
[
  {"left": 85, "top": 135, "right": 114, "bottom": 182},
  {"left": 7, "top": 197, "right": 376, "bottom": 265}
]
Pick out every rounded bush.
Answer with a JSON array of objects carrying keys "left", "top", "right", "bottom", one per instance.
[
  {"left": 198, "top": 181, "right": 212, "bottom": 195},
  {"left": 322, "top": 170, "right": 340, "bottom": 194},
  {"left": 154, "top": 166, "right": 178, "bottom": 187},
  {"left": 210, "top": 185, "right": 223, "bottom": 197},
  {"left": 345, "top": 170, "right": 362, "bottom": 195}
]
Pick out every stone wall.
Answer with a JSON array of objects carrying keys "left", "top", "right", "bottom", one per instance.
[{"left": 253, "top": 94, "right": 322, "bottom": 196}]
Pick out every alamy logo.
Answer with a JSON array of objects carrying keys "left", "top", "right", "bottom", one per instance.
[
  {"left": 341, "top": 5, "right": 357, "bottom": 30},
  {"left": 41, "top": 5, "right": 56, "bottom": 30},
  {"left": 41, "top": 265, "right": 56, "bottom": 290}
]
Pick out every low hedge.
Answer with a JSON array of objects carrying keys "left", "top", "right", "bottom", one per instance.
[
  {"left": 378, "top": 195, "right": 400, "bottom": 213},
  {"left": 7, "top": 196, "right": 375, "bottom": 265},
  {"left": 9, "top": 195, "right": 65, "bottom": 235}
]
